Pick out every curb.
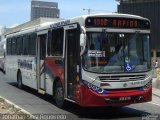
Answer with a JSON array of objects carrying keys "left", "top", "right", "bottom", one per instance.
[
  {"left": 0, "top": 95, "right": 35, "bottom": 119},
  {"left": 155, "top": 78, "right": 160, "bottom": 89},
  {"left": 153, "top": 93, "right": 160, "bottom": 98}
]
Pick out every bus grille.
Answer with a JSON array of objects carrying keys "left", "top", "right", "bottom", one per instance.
[{"left": 99, "top": 74, "right": 146, "bottom": 82}]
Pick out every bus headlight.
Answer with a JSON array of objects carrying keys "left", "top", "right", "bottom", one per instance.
[
  {"left": 92, "top": 85, "right": 97, "bottom": 91},
  {"left": 97, "top": 88, "right": 103, "bottom": 93},
  {"left": 82, "top": 80, "right": 104, "bottom": 94},
  {"left": 87, "top": 83, "right": 92, "bottom": 88}
]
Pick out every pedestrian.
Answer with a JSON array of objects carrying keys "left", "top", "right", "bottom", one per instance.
[{"left": 155, "top": 60, "right": 159, "bottom": 68}]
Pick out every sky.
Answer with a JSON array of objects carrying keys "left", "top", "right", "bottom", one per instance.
[{"left": 0, "top": 0, "right": 117, "bottom": 28}]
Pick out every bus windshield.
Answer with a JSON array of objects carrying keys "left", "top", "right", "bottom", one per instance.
[{"left": 82, "top": 32, "right": 151, "bottom": 73}]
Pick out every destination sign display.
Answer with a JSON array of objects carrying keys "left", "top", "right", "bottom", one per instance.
[{"left": 85, "top": 17, "right": 150, "bottom": 29}]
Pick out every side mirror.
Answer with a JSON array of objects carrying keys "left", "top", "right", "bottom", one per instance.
[
  {"left": 80, "top": 33, "right": 86, "bottom": 47},
  {"left": 80, "top": 33, "right": 86, "bottom": 56}
]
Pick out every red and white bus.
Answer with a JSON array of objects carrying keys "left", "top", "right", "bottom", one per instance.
[{"left": 5, "top": 13, "right": 152, "bottom": 107}]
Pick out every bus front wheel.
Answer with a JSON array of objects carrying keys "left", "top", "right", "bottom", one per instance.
[
  {"left": 17, "top": 72, "right": 23, "bottom": 89},
  {"left": 55, "top": 81, "right": 65, "bottom": 108}
]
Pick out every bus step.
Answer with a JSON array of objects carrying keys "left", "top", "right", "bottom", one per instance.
[{"left": 38, "top": 89, "right": 45, "bottom": 94}]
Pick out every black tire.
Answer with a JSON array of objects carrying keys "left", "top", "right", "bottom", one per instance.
[
  {"left": 55, "top": 81, "right": 65, "bottom": 108},
  {"left": 17, "top": 72, "right": 23, "bottom": 89}
]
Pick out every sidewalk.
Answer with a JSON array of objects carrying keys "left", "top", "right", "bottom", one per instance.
[
  {"left": 0, "top": 96, "right": 35, "bottom": 120},
  {"left": 152, "top": 77, "right": 160, "bottom": 88},
  {"left": 152, "top": 88, "right": 160, "bottom": 98},
  {"left": 152, "top": 77, "right": 160, "bottom": 98}
]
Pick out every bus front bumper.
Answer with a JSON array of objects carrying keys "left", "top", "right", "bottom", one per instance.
[{"left": 75, "top": 85, "right": 152, "bottom": 107}]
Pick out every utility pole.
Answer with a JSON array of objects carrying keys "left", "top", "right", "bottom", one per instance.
[{"left": 83, "top": 8, "right": 108, "bottom": 14}]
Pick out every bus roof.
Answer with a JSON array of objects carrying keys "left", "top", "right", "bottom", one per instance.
[
  {"left": 69, "top": 13, "right": 149, "bottom": 22},
  {"left": 7, "top": 13, "right": 150, "bottom": 37}
]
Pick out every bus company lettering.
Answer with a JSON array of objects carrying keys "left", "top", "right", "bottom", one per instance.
[
  {"left": 131, "top": 81, "right": 146, "bottom": 86},
  {"left": 51, "top": 20, "right": 70, "bottom": 28},
  {"left": 18, "top": 59, "right": 32, "bottom": 70}
]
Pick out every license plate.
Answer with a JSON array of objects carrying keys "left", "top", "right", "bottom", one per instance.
[{"left": 119, "top": 97, "right": 131, "bottom": 101}]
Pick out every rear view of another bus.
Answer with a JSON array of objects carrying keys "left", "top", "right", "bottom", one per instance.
[{"left": 0, "top": 38, "right": 6, "bottom": 73}]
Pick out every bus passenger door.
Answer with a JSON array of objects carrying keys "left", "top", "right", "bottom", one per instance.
[
  {"left": 65, "top": 24, "right": 80, "bottom": 100},
  {"left": 37, "top": 32, "right": 47, "bottom": 94}
]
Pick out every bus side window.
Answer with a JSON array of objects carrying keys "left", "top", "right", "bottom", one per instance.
[
  {"left": 51, "top": 28, "right": 64, "bottom": 56},
  {"left": 11, "top": 37, "right": 16, "bottom": 55},
  {"left": 39, "top": 34, "right": 47, "bottom": 60},
  {"left": 29, "top": 33, "right": 37, "bottom": 55},
  {"left": 16, "top": 37, "right": 23, "bottom": 55},
  {"left": 23, "top": 35, "right": 29, "bottom": 55},
  {"left": 47, "top": 30, "right": 52, "bottom": 56},
  {"left": 7, "top": 38, "right": 12, "bottom": 55}
]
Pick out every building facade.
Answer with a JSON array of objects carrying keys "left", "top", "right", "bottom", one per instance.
[
  {"left": 31, "top": 0, "right": 60, "bottom": 20},
  {"left": 117, "top": 0, "right": 160, "bottom": 59}
]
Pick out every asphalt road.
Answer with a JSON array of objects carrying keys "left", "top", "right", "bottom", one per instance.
[{"left": 0, "top": 72, "right": 160, "bottom": 120}]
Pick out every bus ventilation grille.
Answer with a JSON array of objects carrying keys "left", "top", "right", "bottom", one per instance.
[{"left": 99, "top": 75, "right": 146, "bottom": 82}]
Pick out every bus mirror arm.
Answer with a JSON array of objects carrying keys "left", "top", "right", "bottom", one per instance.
[
  {"left": 80, "top": 26, "right": 86, "bottom": 56},
  {"left": 80, "top": 34, "right": 86, "bottom": 56}
]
